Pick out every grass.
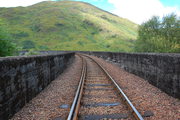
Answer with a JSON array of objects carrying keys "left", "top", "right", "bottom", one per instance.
[{"left": 0, "top": 1, "right": 138, "bottom": 52}]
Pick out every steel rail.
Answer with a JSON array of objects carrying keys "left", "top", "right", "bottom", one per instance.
[
  {"left": 82, "top": 54, "right": 144, "bottom": 120},
  {"left": 67, "top": 55, "right": 87, "bottom": 120}
]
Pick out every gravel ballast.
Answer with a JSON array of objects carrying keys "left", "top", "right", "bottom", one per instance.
[
  {"left": 79, "top": 57, "right": 133, "bottom": 119},
  {"left": 91, "top": 55, "right": 180, "bottom": 120}
]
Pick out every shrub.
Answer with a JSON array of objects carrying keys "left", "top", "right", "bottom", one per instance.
[
  {"left": 22, "top": 40, "right": 36, "bottom": 49},
  {"left": 0, "top": 19, "right": 16, "bottom": 57},
  {"left": 135, "top": 13, "right": 180, "bottom": 53}
]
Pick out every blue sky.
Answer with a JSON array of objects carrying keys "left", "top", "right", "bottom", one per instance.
[
  {"left": 160, "top": 0, "right": 180, "bottom": 7},
  {"left": 0, "top": 0, "right": 179, "bottom": 24},
  {"left": 76, "top": 0, "right": 180, "bottom": 13}
]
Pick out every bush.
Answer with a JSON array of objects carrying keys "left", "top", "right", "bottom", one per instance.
[
  {"left": 0, "top": 19, "right": 16, "bottom": 57},
  {"left": 24, "top": 49, "right": 39, "bottom": 56},
  {"left": 22, "top": 40, "right": 36, "bottom": 49},
  {"left": 135, "top": 13, "right": 180, "bottom": 53},
  {"left": 38, "top": 45, "right": 49, "bottom": 50},
  {"left": 13, "top": 31, "right": 29, "bottom": 38},
  {"left": 77, "top": 41, "right": 84, "bottom": 46}
]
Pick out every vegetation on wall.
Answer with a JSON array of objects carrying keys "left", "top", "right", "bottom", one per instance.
[{"left": 135, "top": 13, "right": 180, "bottom": 53}]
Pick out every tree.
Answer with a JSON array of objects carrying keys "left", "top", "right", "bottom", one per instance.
[
  {"left": 0, "top": 19, "right": 16, "bottom": 57},
  {"left": 135, "top": 13, "right": 180, "bottom": 53},
  {"left": 161, "top": 14, "right": 180, "bottom": 52},
  {"left": 135, "top": 16, "right": 160, "bottom": 52}
]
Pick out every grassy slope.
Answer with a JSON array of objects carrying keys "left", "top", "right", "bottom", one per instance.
[{"left": 0, "top": 1, "right": 138, "bottom": 52}]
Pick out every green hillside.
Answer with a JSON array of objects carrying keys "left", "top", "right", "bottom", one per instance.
[{"left": 0, "top": 1, "right": 138, "bottom": 52}]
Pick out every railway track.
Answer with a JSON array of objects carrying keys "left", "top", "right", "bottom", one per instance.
[{"left": 67, "top": 54, "right": 143, "bottom": 120}]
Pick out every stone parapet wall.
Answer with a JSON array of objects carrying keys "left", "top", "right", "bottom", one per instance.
[
  {"left": 0, "top": 53, "right": 74, "bottom": 119},
  {"left": 85, "top": 52, "right": 180, "bottom": 99}
]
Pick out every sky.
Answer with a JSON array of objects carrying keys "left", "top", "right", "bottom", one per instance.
[{"left": 0, "top": 0, "right": 179, "bottom": 24}]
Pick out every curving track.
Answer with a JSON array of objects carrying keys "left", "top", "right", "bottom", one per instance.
[{"left": 67, "top": 54, "right": 143, "bottom": 120}]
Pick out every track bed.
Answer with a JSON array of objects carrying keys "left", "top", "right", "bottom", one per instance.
[{"left": 68, "top": 55, "right": 143, "bottom": 120}]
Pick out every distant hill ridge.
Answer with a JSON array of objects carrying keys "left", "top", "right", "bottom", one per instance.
[{"left": 0, "top": 1, "right": 138, "bottom": 52}]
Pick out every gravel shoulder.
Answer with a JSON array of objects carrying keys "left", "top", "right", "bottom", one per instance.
[
  {"left": 91, "top": 55, "right": 180, "bottom": 120},
  {"left": 11, "top": 55, "right": 82, "bottom": 120}
]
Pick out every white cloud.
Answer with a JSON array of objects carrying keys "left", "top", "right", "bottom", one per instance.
[
  {"left": 108, "top": 0, "right": 180, "bottom": 24},
  {"left": 0, "top": 0, "right": 48, "bottom": 7}
]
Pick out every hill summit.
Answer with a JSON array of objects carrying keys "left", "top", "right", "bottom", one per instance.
[{"left": 0, "top": 1, "right": 138, "bottom": 52}]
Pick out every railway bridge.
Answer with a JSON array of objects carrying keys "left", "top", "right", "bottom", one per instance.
[{"left": 0, "top": 52, "right": 179, "bottom": 120}]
